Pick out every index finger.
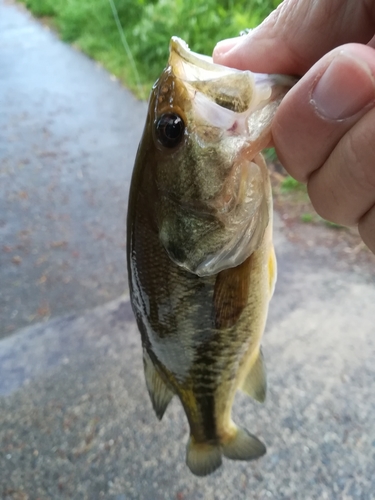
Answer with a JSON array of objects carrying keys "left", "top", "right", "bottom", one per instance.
[{"left": 213, "top": 0, "right": 375, "bottom": 75}]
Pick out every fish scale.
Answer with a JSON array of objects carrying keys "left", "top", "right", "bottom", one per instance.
[{"left": 127, "top": 37, "right": 295, "bottom": 476}]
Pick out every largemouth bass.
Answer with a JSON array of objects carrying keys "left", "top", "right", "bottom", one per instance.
[{"left": 127, "top": 37, "right": 295, "bottom": 476}]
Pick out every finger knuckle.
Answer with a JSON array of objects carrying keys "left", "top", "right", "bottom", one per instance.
[{"left": 345, "top": 122, "right": 375, "bottom": 193}]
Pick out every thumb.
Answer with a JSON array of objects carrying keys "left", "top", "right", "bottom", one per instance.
[
  {"left": 213, "top": 0, "right": 375, "bottom": 75},
  {"left": 273, "top": 43, "right": 375, "bottom": 228}
]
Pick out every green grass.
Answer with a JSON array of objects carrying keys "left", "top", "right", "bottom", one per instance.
[
  {"left": 264, "top": 147, "right": 278, "bottom": 163},
  {"left": 280, "top": 175, "right": 306, "bottom": 193},
  {"left": 299, "top": 212, "right": 346, "bottom": 229},
  {"left": 300, "top": 213, "right": 314, "bottom": 223},
  {"left": 19, "top": 0, "right": 283, "bottom": 98},
  {"left": 322, "top": 219, "right": 345, "bottom": 230}
]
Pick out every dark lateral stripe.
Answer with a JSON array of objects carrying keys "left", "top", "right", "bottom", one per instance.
[
  {"left": 192, "top": 342, "right": 221, "bottom": 442},
  {"left": 195, "top": 393, "right": 217, "bottom": 442}
]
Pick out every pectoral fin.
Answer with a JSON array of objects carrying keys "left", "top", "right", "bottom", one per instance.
[
  {"left": 241, "top": 349, "right": 267, "bottom": 403},
  {"left": 213, "top": 253, "right": 253, "bottom": 329},
  {"left": 143, "top": 350, "right": 174, "bottom": 420}
]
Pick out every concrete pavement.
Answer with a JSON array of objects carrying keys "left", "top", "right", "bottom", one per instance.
[
  {"left": 0, "top": 0, "right": 146, "bottom": 338},
  {"left": 2, "top": 226, "right": 375, "bottom": 499},
  {"left": 1, "top": 1, "right": 375, "bottom": 499}
]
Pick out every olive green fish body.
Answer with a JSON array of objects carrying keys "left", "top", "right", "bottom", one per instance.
[{"left": 127, "top": 38, "right": 294, "bottom": 476}]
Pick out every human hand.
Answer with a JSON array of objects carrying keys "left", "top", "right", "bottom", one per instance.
[{"left": 213, "top": 0, "right": 375, "bottom": 253}]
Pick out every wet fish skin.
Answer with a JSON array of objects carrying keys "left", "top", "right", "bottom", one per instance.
[{"left": 127, "top": 37, "right": 295, "bottom": 476}]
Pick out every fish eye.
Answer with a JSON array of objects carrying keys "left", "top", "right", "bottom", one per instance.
[{"left": 155, "top": 113, "right": 185, "bottom": 148}]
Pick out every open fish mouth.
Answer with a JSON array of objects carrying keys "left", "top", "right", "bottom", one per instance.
[
  {"left": 155, "top": 38, "right": 297, "bottom": 277},
  {"left": 169, "top": 36, "right": 296, "bottom": 119}
]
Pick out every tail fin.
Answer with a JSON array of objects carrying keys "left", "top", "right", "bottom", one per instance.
[
  {"left": 186, "top": 438, "right": 222, "bottom": 477},
  {"left": 185, "top": 426, "right": 266, "bottom": 476},
  {"left": 222, "top": 426, "right": 266, "bottom": 461}
]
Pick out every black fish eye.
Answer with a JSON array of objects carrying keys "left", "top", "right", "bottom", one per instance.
[{"left": 156, "top": 113, "right": 185, "bottom": 148}]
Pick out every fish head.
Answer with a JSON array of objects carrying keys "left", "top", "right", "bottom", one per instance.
[{"left": 145, "top": 37, "right": 296, "bottom": 276}]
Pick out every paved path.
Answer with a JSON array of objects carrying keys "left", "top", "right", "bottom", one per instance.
[
  {"left": 0, "top": 0, "right": 146, "bottom": 338},
  {"left": 2, "top": 232, "right": 375, "bottom": 500},
  {"left": 1, "top": 1, "right": 375, "bottom": 499}
]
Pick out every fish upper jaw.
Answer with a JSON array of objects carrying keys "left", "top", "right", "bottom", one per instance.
[
  {"left": 169, "top": 36, "right": 296, "bottom": 122},
  {"left": 167, "top": 37, "right": 297, "bottom": 160}
]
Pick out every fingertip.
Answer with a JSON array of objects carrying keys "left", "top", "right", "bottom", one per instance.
[
  {"left": 311, "top": 46, "right": 375, "bottom": 121},
  {"left": 213, "top": 37, "right": 242, "bottom": 63}
]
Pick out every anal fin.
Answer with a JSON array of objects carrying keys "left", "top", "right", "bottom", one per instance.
[
  {"left": 222, "top": 426, "right": 266, "bottom": 461},
  {"left": 186, "top": 437, "right": 222, "bottom": 477},
  {"left": 143, "top": 350, "right": 174, "bottom": 420},
  {"left": 241, "top": 349, "right": 267, "bottom": 402}
]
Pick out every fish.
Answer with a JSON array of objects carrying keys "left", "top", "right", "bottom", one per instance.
[{"left": 127, "top": 37, "right": 295, "bottom": 477}]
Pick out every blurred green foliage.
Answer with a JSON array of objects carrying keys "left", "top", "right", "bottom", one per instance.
[
  {"left": 280, "top": 175, "right": 306, "bottom": 193},
  {"left": 322, "top": 219, "right": 345, "bottom": 230},
  {"left": 300, "top": 213, "right": 313, "bottom": 223},
  {"left": 264, "top": 147, "right": 278, "bottom": 163},
  {"left": 20, "top": 0, "right": 282, "bottom": 97}
]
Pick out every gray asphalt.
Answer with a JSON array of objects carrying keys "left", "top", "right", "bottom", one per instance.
[
  {"left": 0, "top": 0, "right": 146, "bottom": 338},
  {"left": 1, "top": 1, "right": 375, "bottom": 499}
]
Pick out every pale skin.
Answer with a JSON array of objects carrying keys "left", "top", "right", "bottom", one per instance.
[{"left": 213, "top": 0, "right": 375, "bottom": 254}]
